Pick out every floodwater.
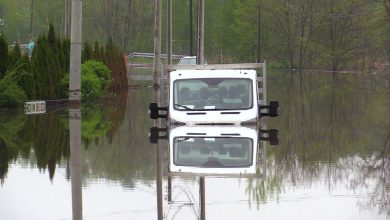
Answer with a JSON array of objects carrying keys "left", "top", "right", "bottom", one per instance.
[{"left": 0, "top": 70, "right": 389, "bottom": 220}]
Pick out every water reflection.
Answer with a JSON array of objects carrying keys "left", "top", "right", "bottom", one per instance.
[
  {"left": 152, "top": 125, "right": 277, "bottom": 219},
  {"left": 0, "top": 92, "right": 128, "bottom": 183},
  {"left": 0, "top": 109, "right": 69, "bottom": 182},
  {"left": 0, "top": 72, "right": 389, "bottom": 219},
  {"left": 69, "top": 107, "right": 82, "bottom": 220},
  {"left": 266, "top": 71, "right": 390, "bottom": 215}
]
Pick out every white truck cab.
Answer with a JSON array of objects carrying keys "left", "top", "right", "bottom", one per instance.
[
  {"left": 169, "top": 126, "right": 258, "bottom": 175},
  {"left": 148, "top": 125, "right": 278, "bottom": 176},
  {"left": 149, "top": 64, "right": 279, "bottom": 125}
]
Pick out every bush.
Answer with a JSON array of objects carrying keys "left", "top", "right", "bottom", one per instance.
[
  {"left": 0, "top": 35, "right": 8, "bottom": 78},
  {"left": 0, "top": 67, "right": 28, "bottom": 108},
  {"left": 60, "top": 60, "right": 111, "bottom": 100},
  {"left": 83, "top": 60, "right": 111, "bottom": 88}
]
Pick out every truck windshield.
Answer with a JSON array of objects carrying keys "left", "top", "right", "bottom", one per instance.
[
  {"left": 173, "top": 137, "right": 253, "bottom": 168},
  {"left": 173, "top": 78, "right": 253, "bottom": 110}
]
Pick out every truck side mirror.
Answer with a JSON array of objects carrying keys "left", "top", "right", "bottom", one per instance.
[
  {"left": 259, "top": 128, "right": 279, "bottom": 145},
  {"left": 149, "top": 103, "right": 168, "bottom": 119},
  {"left": 268, "top": 129, "right": 279, "bottom": 145},
  {"left": 149, "top": 103, "right": 159, "bottom": 119},
  {"left": 269, "top": 101, "right": 279, "bottom": 117},
  {"left": 259, "top": 100, "right": 279, "bottom": 118},
  {"left": 149, "top": 127, "right": 168, "bottom": 144}
]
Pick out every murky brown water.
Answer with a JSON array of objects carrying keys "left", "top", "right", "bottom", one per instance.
[{"left": 0, "top": 71, "right": 389, "bottom": 220}]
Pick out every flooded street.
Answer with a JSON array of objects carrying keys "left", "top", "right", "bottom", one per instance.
[{"left": 0, "top": 71, "right": 389, "bottom": 220}]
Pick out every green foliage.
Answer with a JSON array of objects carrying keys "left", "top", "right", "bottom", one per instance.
[
  {"left": 61, "top": 39, "right": 71, "bottom": 73},
  {"left": 1, "top": 0, "right": 389, "bottom": 70},
  {"left": 8, "top": 44, "right": 22, "bottom": 68},
  {"left": 81, "top": 104, "right": 112, "bottom": 143},
  {"left": 0, "top": 110, "right": 27, "bottom": 181},
  {"left": 0, "top": 66, "right": 28, "bottom": 108},
  {"left": 61, "top": 60, "right": 111, "bottom": 100},
  {"left": 82, "top": 41, "right": 92, "bottom": 63},
  {"left": 104, "top": 38, "right": 128, "bottom": 91},
  {"left": 92, "top": 41, "right": 103, "bottom": 61},
  {"left": 48, "top": 24, "right": 56, "bottom": 47},
  {"left": 19, "top": 111, "right": 70, "bottom": 180},
  {"left": 31, "top": 26, "right": 64, "bottom": 99},
  {"left": 0, "top": 35, "right": 8, "bottom": 78}
]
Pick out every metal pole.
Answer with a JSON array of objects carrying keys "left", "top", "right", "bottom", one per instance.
[
  {"left": 156, "top": 141, "right": 163, "bottom": 220},
  {"left": 70, "top": 108, "right": 82, "bottom": 220},
  {"left": 189, "top": 0, "right": 193, "bottom": 56},
  {"left": 168, "top": 176, "right": 172, "bottom": 202},
  {"left": 197, "top": 0, "right": 204, "bottom": 64},
  {"left": 153, "top": 0, "right": 162, "bottom": 100},
  {"left": 69, "top": 0, "right": 82, "bottom": 102},
  {"left": 262, "top": 60, "right": 267, "bottom": 104},
  {"left": 154, "top": 2, "right": 163, "bottom": 218},
  {"left": 200, "top": 177, "right": 206, "bottom": 220},
  {"left": 257, "top": 0, "right": 261, "bottom": 63},
  {"left": 167, "top": 0, "right": 172, "bottom": 65}
]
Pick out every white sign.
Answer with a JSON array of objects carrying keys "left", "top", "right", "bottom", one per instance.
[{"left": 24, "top": 101, "right": 46, "bottom": 115}]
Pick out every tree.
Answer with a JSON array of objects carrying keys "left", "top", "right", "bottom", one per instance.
[
  {"left": 8, "top": 43, "right": 22, "bottom": 67},
  {"left": 104, "top": 38, "right": 128, "bottom": 91},
  {"left": 30, "top": 25, "right": 63, "bottom": 99},
  {"left": 0, "top": 34, "right": 8, "bottom": 78},
  {"left": 82, "top": 40, "right": 92, "bottom": 63}
]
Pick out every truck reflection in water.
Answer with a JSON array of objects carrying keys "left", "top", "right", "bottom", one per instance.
[{"left": 150, "top": 125, "right": 278, "bottom": 220}]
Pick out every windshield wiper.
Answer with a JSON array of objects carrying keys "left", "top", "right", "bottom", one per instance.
[{"left": 174, "top": 104, "right": 193, "bottom": 110}]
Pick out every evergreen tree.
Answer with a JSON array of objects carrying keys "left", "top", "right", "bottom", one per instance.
[
  {"left": 48, "top": 24, "right": 56, "bottom": 48},
  {"left": 62, "top": 39, "right": 70, "bottom": 73},
  {"left": 0, "top": 35, "right": 8, "bottom": 79},
  {"left": 104, "top": 38, "right": 128, "bottom": 91},
  {"left": 92, "top": 41, "right": 105, "bottom": 62},
  {"left": 31, "top": 26, "right": 63, "bottom": 100},
  {"left": 8, "top": 44, "right": 22, "bottom": 68},
  {"left": 82, "top": 41, "right": 92, "bottom": 63},
  {"left": 18, "top": 54, "right": 33, "bottom": 99}
]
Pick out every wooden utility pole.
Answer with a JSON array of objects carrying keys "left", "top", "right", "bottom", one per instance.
[
  {"left": 69, "top": 108, "right": 82, "bottom": 220},
  {"left": 189, "top": 0, "right": 193, "bottom": 56},
  {"left": 197, "top": 0, "right": 204, "bottom": 64},
  {"left": 153, "top": 0, "right": 162, "bottom": 99},
  {"left": 69, "top": 0, "right": 82, "bottom": 102},
  {"left": 167, "top": 0, "right": 172, "bottom": 65},
  {"left": 200, "top": 177, "right": 206, "bottom": 220}
]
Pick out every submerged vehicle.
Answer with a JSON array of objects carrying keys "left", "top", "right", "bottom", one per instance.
[
  {"left": 169, "top": 126, "right": 258, "bottom": 175},
  {"left": 178, "top": 56, "right": 197, "bottom": 65},
  {"left": 150, "top": 125, "right": 278, "bottom": 176},
  {"left": 149, "top": 64, "right": 279, "bottom": 125}
]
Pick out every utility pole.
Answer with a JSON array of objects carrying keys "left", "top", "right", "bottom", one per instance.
[
  {"left": 257, "top": 0, "right": 262, "bottom": 63},
  {"left": 153, "top": 0, "right": 162, "bottom": 99},
  {"left": 189, "top": 0, "right": 193, "bottom": 56},
  {"left": 200, "top": 177, "right": 206, "bottom": 220},
  {"left": 69, "top": 0, "right": 82, "bottom": 102},
  {"left": 197, "top": 0, "right": 204, "bottom": 64},
  {"left": 69, "top": 108, "right": 82, "bottom": 220},
  {"left": 29, "top": 0, "right": 34, "bottom": 38},
  {"left": 167, "top": 0, "right": 172, "bottom": 65},
  {"left": 153, "top": 2, "right": 163, "bottom": 219}
]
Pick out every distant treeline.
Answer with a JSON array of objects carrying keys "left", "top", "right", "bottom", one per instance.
[
  {"left": 0, "top": 24, "right": 127, "bottom": 108},
  {"left": 1, "top": 0, "right": 389, "bottom": 70}
]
